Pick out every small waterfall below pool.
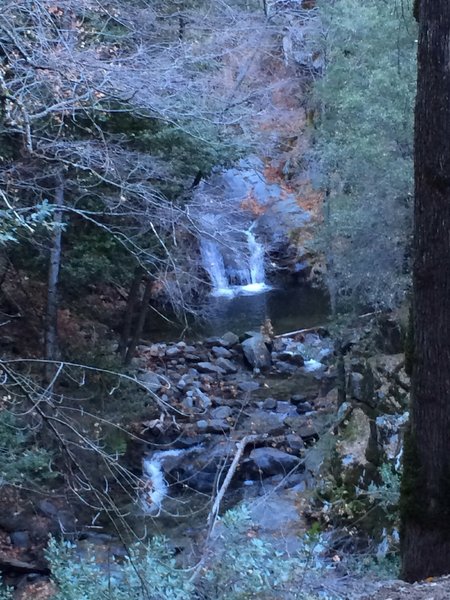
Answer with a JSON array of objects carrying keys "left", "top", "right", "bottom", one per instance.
[{"left": 200, "top": 228, "right": 269, "bottom": 297}]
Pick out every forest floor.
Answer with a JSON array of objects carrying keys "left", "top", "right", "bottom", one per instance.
[{"left": 361, "top": 576, "right": 450, "bottom": 600}]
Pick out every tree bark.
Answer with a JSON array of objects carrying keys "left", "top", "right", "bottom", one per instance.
[
  {"left": 118, "top": 266, "right": 143, "bottom": 361},
  {"left": 124, "top": 277, "right": 153, "bottom": 365},
  {"left": 44, "top": 172, "right": 64, "bottom": 366},
  {"left": 400, "top": 1, "right": 450, "bottom": 582}
]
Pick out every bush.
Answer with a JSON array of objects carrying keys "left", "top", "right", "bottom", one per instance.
[{"left": 0, "top": 410, "right": 58, "bottom": 486}]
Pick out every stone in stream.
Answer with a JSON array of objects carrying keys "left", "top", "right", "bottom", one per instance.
[
  {"left": 176, "top": 377, "right": 188, "bottom": 391},
  {"left": 215, "top": 357, "right": 238, "bottom": 374},
  {"left": 204, "top": 333, "right": 238, "bottom": 348},
  {"left": 196, "top": 419, "right": 230, "bottom": 433},
  {"left": 273, "top": 361, "right": 297, "bottom": 375},
  {"left": 221, "top": 331, "right": 240, "bottom": 347},
  {"left": 137, "top": 371, "right": 163, "bottom": 393},
  {"left": 286, "top": 433, "right": 305, "bottom": 452},
  {"left": 276, "top": 350, "right": 305, "bottom": 366},
  {"left": 185, "top": 353, "right": 202, "bottom": 362},
  {"left": 276, "top": 400, "right": 296, "bottom": 414},
  {"left": 296, "top": 401, "right": 314, "bottom": 414},
  {"left": 262, "top": 397, "right": 277, "bottom": 410},
  {"left": 243, "top": 409, "right": 285, "bottom": 436},
  {"left": 154, "top": 440, "right": 238, "bottom": 493},
  {"left": 284, "top": 416, "right": 320, "bottom": 441},
  {"left": 238, "top": 381, "right": 260, "bottom": 393},
  {"left": 185, "top": 388, "right": 211, "bottom": 411},
  {"left": 165, "top": 346, "right": 181, "bottom": 358},
  {"left": 211, "top": 346, "right": 233, "bottom": 359},
  {"left": 148, "top": 343, "right": 166, "bottom": 357},
  {"left": 290, "top": 393, "right": 307, "bottom": 405},
  {"left": 211, "top": 406, "right": 232, "bottom": 419},
  {"left": 197, "top": 362, "right": 226, "bottom": 376},
  {"left": 10, "top": 531, "right": 30, "bottom": 548},
  {"left": 241, "top": 334, "right": 271, "bottom": 370},
  {"left": 248, "top": 447, "right": 301, "bottom": 476}
]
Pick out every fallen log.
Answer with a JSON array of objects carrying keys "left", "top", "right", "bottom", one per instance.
[{"left": 274, "top": 325, "right": 327, "bottom": 339}]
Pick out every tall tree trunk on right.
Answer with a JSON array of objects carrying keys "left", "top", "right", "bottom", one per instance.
[{"left": 400, "top": 1, "right": 450, "bottom": 582}]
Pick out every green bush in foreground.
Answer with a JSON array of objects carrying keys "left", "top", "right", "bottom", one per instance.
[{"left": 44, "top": 506, "right": 298, "bottom": 600}]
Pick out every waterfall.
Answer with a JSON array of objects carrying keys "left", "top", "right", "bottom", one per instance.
[
  {"left": 246, "top": 229, "right": 265, "bottom": 291},
  {"left": 141, "top": 446, "right": 203, "bottom": 514},
  {"left": 200, "top": 238, "right": 234, "bottom": 296},
  {"left": 201, "top": 228, "right": 269, "bottom": 297}
]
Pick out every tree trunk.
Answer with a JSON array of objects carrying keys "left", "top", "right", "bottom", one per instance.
[
  {"left": 324, "top": 190, "right": 337, "bottom": 314},
  {"left": 400, "top": 1, "right": 450, "bottom": 582},
  {"left": 124, "top": 277, "right": 153, "bottom": 365},
  {"left": 44, "top": 172, "right": 64, "bottom": 367},
  {"left": 118, "top": 266, "right": 143, "bottom": 361},
  {"left": 336, "top": 340, "right": 346, "bottom": 407}
]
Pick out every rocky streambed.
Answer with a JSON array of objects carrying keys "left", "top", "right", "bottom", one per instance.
[
  {"left": 0, "top": 317, "right": 412, "bottom": 598},
  {"left": 125, "top": 317, "right": 409, "bottom": 561}
]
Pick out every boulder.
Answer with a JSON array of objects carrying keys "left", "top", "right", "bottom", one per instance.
[
  {"left": 211, "top": 406, "right": 232, "bottom": 420},
  {"left": 348, "top": 371, "right": 364, "bottom": 401},
  {"left": 199, "top": 419, "right": 231, "bottom": 433},
  {"left": 262, "top": 398, "right": 277, "bottom": 410},
  {"left": 221, "top": 331, "right": 240, "bottom": 347},
  {"left": 197, "top": 362, "right": 226, "bottom": 376},
  {"left": 276, "top": 351, "right": 305, "bottom": 367},
  {"left": 137, "top": 371, "right": 163, "bottom": 393},
  {"left": 273, "top": 361, "right": 297, "bottom": 375},
  {"left": 161, "top": 440, "right": 238, "bottom": 493},
  {"left": 284, "top": 416, "right": 319, "bottom": 441},
  {"left": 290, "top": 394, "right": 307, "bottom": 405},
  {"left": 190, "top": 388, "right": 212, "bottom": 410},
  {"left": 296, "top": 401, "right": 314, "bottom": 415},
  {"left": 215, "top": 357, "right": 238, "bottom": 374},
  {"left": 242, "top": 409, "right": 285, "bottom": 436},
  {"left": 165, "top": 346, "right": 181, "bottom": 358},
  {"left": 211, "top": 346, "right": 233, "bottom": 359},
  {"left": 285, "top": 434, "right": 305, "bottom": 452},
  {"left": 241, "top": 334, "right": 271, "bottom": 370},
  {"left": 335, "top": 408, "right": 371, "bottom": 483},
  {"left": 276, "top": 401, "right": 296, "bottom": 415},
  {"left": 238, "top": 381, "right": 260, "bottom": 393},
  {"left": 248, "top": 447, "right": 301, "bottom": 476}
]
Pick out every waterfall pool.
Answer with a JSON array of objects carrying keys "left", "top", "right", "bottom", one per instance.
[
  {"left": 144, "top": 283, "right": 329, "bottom": 341},
  {"left": 203, "top": 283, "right": 329, "bottom": 337}
]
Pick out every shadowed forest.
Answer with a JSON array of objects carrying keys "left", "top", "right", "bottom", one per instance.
[{"left": 2, "top": 1, "right": 447, "bottom": 598}]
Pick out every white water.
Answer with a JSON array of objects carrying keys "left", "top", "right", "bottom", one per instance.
[
  {"left": 200, "top": 239, "right": 233, "bottom": 296},
  {"left": 200, "top": 228, "right": 270, "bottom": 297},
  {"left": 141, "top": 446, "right": 203, "bottom": 514}
]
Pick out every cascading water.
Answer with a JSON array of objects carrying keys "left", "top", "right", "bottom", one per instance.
[
  {"left": 245, "top": 229, "right": 266, "bottom": 293},
  {"left": 200, "top": 238, "right": 232, "bottom": 296},
  {"left": 201, "top": 227, "right": 270, "bottom": 297}
]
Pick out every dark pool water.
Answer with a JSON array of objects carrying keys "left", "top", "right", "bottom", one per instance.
[{"left": 145, "top": 284, "right": 330, "bottom": 342}]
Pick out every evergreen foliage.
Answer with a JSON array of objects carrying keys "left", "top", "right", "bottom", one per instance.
[
  {"left": 46, "top": 506, "right": 295, "bottom": 600},
  {"left": 314, "top": 0, "right": 417, "bottom": 311},
  {"left": 0, "top": 409, "right": 57, "bottom": 486}
]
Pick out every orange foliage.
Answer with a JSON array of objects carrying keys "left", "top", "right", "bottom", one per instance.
[{"left": 240, "top": 191, "right": 267, "bottom": 216}]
